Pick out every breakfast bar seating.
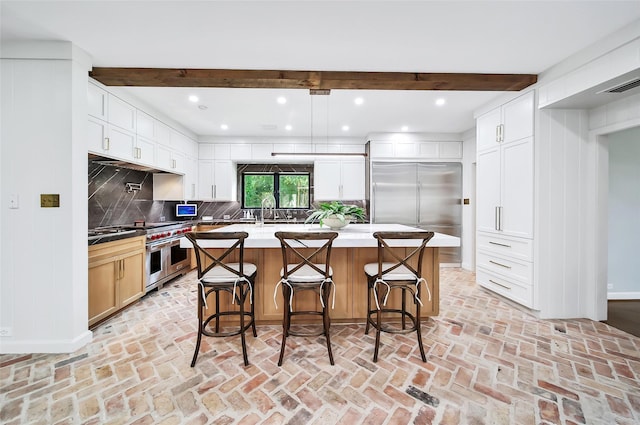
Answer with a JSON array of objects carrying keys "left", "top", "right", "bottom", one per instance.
[
  {"left": 181, "top": 223, "right": 459, "bottom": 327},
  {"left": 186, "top": 231, "right": 257, "bottom": 367},
  {"left": 364, "top": 231, "right": 435, "bottom": 362},
  {"left": 274, "top": 231, "right": 339, "bottom": 366}
]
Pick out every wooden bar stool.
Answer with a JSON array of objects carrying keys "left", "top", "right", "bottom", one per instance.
[
  {"left": 364, "top": 231, "right": 435, "bottom": 362},
  {"left": 186, "top": 231, "right": 257, "bottom": 367},
  {"left": 274, "top": 231, "right": 339, "bottom": 366}
]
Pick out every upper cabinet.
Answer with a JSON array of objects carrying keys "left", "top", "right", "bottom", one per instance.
[
  {"left": 107, "top": 95, "right": 136, "bottom": 133},
  {"left": 476, "top": 91, "right": 534, "bottom": 151},
  {"left": 87, "top": 83, "right": 108, "bottom": 121},
  {"left": 314, "top": 158, "right": 365, "bottom": 201},
  {"left": 476, "top": 91, "right": 534, "bottom": 238},
  {"left": 368, "top": 140, "right": 462, "bottom": 160},
  {"left": 197, "top": 160, "right": 236, "bottom": 201}
]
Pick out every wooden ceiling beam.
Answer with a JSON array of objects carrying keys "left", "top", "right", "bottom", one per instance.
[{"left": 89, "top": 68, "right": 537, "bottom": 91}]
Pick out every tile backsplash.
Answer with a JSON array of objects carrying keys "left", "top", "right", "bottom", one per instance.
[{"left": 88, "top": 159, "right": 367, "bottom": 228}]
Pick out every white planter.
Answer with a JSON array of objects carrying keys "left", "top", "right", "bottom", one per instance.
[{"left": 322, "top": 216, "right": 350, "bottom": 230}]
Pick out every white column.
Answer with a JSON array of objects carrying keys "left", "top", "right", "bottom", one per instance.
[{"left": 0, "top": 41, "right": 92, "bottom": 353}]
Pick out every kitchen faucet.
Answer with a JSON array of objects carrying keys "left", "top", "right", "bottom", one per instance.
[{"left": 260, "top": 193, "right": 276, "bottom": 226}]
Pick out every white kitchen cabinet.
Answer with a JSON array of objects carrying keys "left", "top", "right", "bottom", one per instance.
[
  {"left": 88, "top": 116, "right": 137, "bottom": 161},
  {"left": 476, "top": 90, "right": 535, "bottom": 309},
  {"left": 476, "top": 91, "right": 534, "bottom": 151},
  {"left": 314, "top": 158, "right": 365, "bottom": 201},
  {"left": 198, "top": 160, "right": 236, "bottom": 201},
  {"left": 107, "top": 94, "right": 136, "bottom": 133},
  {"left": 134, "top": 135, "right": 156, "bottom": 166},
  {"left": 155, "top": 121, "right": 171, "bottom": 147},
  {"left": 251, "top": 144, "right": 274, "bottom": 161},
  {"left": 156, "top": 144, "right": 185, "bottom": 173},
  {"left": 88, "top": 82, "right": 108, "bottom": 121},
  {"left": 136, "top": 111, "right": 155, "bottom": 140},
  {"left": 183, "top": 157, "right": 198, "bottom": 200},
  {"left": 476, "top": 93, "right": 534, "bottom": 239},
  {"left": 368, "top": 140, "right": 463, "bottom": 160}
]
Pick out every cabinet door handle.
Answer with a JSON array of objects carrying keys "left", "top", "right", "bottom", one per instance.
[
  {"left": 489, "top": 279, "right": 511, "bottom": 289},
  {"left": 495, "top": 206, "right": 500, "bottom": 230},
  {"left": 211, "top": 185, "right": 214, "bottom": 198},
  {"left": 137, "top": 147, "right": 142, "bottom": 159},
  {"left": 489, "top": 260, "right": 511, "bottom": 269},
  {"left": 214, "top": 185, "right": 217, "bottom": 198},
  {"left": 103, "top": 137, "right": 110, "bottom": 151},
  {"left": 121, "top": 260, "right": 125, "bottom": 279},
  {"left": 499, "top": 206, "right": 503, "bottom": 231},
  {"left": 172, "top": 159, "right": 176, "bottom": 169},
  {"left": 489, "top": 241, "right": 511, "bottom": 248},
  {"left": 495, "top": 125, "right": 500, "bottom": 143}
]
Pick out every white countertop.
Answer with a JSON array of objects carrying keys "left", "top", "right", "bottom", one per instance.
[{"left": 181, "top": 223, "right": 460, "bottom": 249}]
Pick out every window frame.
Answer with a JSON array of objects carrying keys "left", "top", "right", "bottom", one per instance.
[{"left": 241, "top": 171, "right": 311, "bottom": 209}]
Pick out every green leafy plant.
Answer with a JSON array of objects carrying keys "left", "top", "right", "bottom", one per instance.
[{"left": 305, "top": 201, "right": 366, "bottom": 226}]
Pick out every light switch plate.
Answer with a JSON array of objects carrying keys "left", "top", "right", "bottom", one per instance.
[{"left": 9, "top": 194, "right": 19, "bottom": 209}]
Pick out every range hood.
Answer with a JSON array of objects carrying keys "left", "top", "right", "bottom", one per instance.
[{"left": 89, "top": 154, "right": 168, "bottom": 173}]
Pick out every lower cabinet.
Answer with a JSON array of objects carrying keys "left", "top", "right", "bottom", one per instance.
[
  {"left": 88, "top": 236, "right": 146, "bottom": 327},
  {"left": 476, "top": 232, "right": 534, "bottom": 308}
]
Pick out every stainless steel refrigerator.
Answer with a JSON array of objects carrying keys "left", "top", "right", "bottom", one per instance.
[{"left": 371, "top": 162, "right": 462, "bottom": 263}]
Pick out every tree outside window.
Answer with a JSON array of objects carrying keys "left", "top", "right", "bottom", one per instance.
[{"left": 242, "top": 173, "right": 310, "bottom": 209}]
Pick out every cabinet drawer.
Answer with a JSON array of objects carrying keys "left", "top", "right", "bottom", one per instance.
[
  {"left": 477, "top": 233, "right": 532, "bottom": 261},
  {"left": 476, "top": 251, "right": 532, "bottom": 284},
  {"left": 477, "top": 268, "right": 533, "bottom": 308}
]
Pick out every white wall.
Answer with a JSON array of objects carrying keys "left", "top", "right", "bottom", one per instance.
[
  {"left": 607, "top": 127, "right": 640, "bottom": 297},
  {"left": 535, "top": 108, "right": 590, "bottom": 319},
  {"left": 0, "top": 42, "right": 92, "bottom": 353},
  {"left": 461, "top": 128, "right": 476, "bottom": 271}
]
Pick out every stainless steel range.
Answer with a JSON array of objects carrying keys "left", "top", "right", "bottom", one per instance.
[{"left": 141, "top": 221, "right": 194, "bottom": 292}]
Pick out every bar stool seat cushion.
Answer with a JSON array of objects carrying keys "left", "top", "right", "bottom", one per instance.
[
  {"left": 364, "top": 263, "right": 418, "bottom": 281},
  {"left": 202, "top": 263, "right": 257, "bottom": 284},
  {"left": 281, "top": 264, "right": 333, "bottom": 284}
]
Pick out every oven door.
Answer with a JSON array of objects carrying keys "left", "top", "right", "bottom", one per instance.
[
  {"left": 146, "top": 241, "right": 169, "bottom": 290},
  {"left": 165, "top": 238, "right": 191, "bottom": 276}
]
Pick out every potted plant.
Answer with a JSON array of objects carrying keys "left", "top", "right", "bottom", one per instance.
[{"left": 305, "top": 201, "right": 366, "bottom": 229}]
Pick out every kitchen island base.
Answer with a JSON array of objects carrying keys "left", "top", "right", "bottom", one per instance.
[{"left": 197, "top": 246, "right": 440, "bottom": 325}]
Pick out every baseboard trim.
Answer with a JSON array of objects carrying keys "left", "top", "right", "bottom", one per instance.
[
  {"left": 0, "top": 330, "right": 93, "bottom": 354},
  {"left": 607, "top": 292, "right": 640, "bottom": 301}
]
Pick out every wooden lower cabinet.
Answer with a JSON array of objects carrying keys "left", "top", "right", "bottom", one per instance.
[
  {"left": 88, "top": 236, "right": 146, "bottom": 327},
  {"left": 197, "top": 246, "right": 440, "bottom": 325}
]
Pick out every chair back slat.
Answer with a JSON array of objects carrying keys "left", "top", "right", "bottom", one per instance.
[
  {"left": 274, "top": 231, "right": 339, "bottom": 279},
  {"left": 186, "top": 232, "right": 250, "bottom": 279},
  {"left": 372, "top": 231, "right": 435, "bottom": 279}
]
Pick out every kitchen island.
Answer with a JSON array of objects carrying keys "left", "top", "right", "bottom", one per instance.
[{"left": 181, "top": 223, "right": 460, "bottom": 324}]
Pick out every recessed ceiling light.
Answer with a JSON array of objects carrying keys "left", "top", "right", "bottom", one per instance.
[
  {"left": 188, "top": 95, "right": 199, "bottom": 103},
  {"left": 401, "top": 126, "right": 409, "bottom": 132},
  {"left": 354, "top": 97, "right": 364, "bottom": 105},
  {"left": 285, "top": 125, "right": 292, "bottom": 131},
  {"left": 342, "top": 125, "right": 350, "bottom": 131},
  {"left": 435, "top": 98, "right": 446, "bottom": 106},
  {"left": 220, "top": 124, "right": 228, "bottom": 130},
  {"left": 277, "top": 96, "right": 287, "bottom": 104}
]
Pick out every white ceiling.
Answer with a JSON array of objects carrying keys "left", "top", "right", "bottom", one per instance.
[{"left": 3, "top": 1, "right": 640, "bottom": 139}]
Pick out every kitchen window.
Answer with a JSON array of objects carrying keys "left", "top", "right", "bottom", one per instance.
[{"left": 242, "top": 172, "right": 310, "bottom": 209}]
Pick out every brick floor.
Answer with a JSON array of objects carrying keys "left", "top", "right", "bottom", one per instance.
[{"left": 1, "top": 268, "right": 639, "bottom": 424}]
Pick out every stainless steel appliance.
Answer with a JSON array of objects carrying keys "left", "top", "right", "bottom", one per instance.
[
  {"left": 141, "top": 222, "right": 194, "bottom": 292},
  {"left": 371, "top": 162, "right": 462, "bottom": 264}
]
